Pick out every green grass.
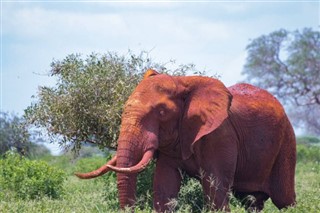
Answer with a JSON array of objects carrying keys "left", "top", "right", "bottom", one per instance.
[
  {"left": 0, "top": 177, "right": 109, "bottom": 213},
  {"left": 1, "top": 146, "right": 319, "bottom": 213}
]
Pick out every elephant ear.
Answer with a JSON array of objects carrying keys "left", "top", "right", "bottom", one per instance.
[
  {"left": 179, "top": 77, "right": 232, "bottom": 160},
  {"left": 143, "top": 69, "right": 159, "bottom": 79}
]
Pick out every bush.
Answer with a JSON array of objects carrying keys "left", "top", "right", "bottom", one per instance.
[
  {"left": 297, "top": 143, "right": 320, "bottom": 163},
  {"left": 102, "top": 169, "right": 119, "bottom": 210},
  {"left": 0, "top": 151, "right": 66, "bottom": 199},
  {"left": 177, "top": 174, "right": 204, "bottom": 213}
]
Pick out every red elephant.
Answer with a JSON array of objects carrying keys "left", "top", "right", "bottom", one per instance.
[{"left": 76, "top": 69, "right": 296, "bottom": 212}]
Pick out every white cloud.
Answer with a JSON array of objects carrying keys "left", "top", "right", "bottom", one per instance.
[
  {"left": 3, "top": 5, "right": 232, "bottom": 45},
  {"left": 3, "top": 2, "right": 318, "bottom": 115},
  {"left": 3, "top": 7, "right": 128, "bottom": 38}
]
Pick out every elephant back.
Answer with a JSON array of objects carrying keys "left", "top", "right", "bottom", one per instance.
[{"left": 228, "top": 83, "right": 286, "bottom": 121}]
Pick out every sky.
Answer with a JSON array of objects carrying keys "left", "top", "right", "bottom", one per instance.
[{"left": 1, "top": 1, "right": 319, "bottom": 154}]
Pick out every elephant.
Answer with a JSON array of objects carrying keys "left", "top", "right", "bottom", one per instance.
[{"left": 75, "top": 69, "right": 296, "bottom": 212}]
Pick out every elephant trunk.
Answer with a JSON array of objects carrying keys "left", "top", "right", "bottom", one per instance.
[
  {"left": 115, "top": 138, "right": 142, "bottom": 209},
  {"left": 115, "top": 120, "right": 158, "bottom": 209},
  {"left": 116, "top": 149, "right": 138, "bottom": 209}
]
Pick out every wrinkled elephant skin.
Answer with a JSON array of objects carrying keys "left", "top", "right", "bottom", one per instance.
[{"left": 76, "top": 69, "right": 296, "bottom": 212}]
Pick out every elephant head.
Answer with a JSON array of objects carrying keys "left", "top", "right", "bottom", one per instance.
[{"left": 75, "top": 69, "right": 232, "bottom": 208}]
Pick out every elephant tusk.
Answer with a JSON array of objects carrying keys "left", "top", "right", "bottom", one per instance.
[
  {"left": 107, "top": 149, "right": 154, "bottom": 174},
  {"left": 74, "top": 155, "right": 117, "bottom": 179}
]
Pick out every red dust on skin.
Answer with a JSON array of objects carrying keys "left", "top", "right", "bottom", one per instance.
[{"left": 75, "top": 69, "right": 296, "bottom": 212}]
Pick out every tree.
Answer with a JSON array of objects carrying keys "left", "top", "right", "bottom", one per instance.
[
  {"left": 0, "top": 112, "right": 49, "bottom": 157},
  {"left": 243, "top": 28, "right": 320, "bottom": 135},
  {"left": 25, "top": 51, "right": 195, "bottom": 152},
  {"left": 0, "top": 112, "right": 30, "bottom": 155}
]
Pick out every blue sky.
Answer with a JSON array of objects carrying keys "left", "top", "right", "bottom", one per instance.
[{"left": 1, "top": 1, "right": 319, "bottom": 153}]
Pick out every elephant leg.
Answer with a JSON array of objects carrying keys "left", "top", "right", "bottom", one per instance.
[
  {"left": 269, "top": 167, "right": 296, "bottom": 209},
  {"left": 235, "top": 191, "right": 269, "bottom": 212},
  {"left": 153, "top": 156, "right": 182, "bottom": 212},
  {"left": 201, "top": 174, "right": 231, "bottom": 212},
  {"left": 194, "top": 132, "right": 237, "bottom": 212},
  {"left": 269, "top": 142, "right": 296, "bottom": 209}
]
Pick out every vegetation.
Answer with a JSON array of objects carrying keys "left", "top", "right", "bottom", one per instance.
[
  {"left": 0, "top": 151, "right": 66, "bottom": 200},
  {"left": 0, "top": 112, "right": 30, "bottom": 156},
  {"left": 296, "top": 136, "right": 320, "bottom": 163},
  {"left": 25, "top": 51, "right": 194, "bottom": 153},
  {"left": 243, "top": 28, "right": 320, "bottom": 136},
  {"left": 297, "top": 135, "right": 320, "bottom": 145},
  {"left": 3, "top": 29, "right": 319, "bottom": 212},
  {"left": 0, "top": 112, "right": 50, "bottom": 157},
  {"left": 0, "top": 137, "right": 319, "bottom": 212}
]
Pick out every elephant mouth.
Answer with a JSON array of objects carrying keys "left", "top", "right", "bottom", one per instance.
[{"left": 75, "top": 149, "right": 154, "bottom": 178}]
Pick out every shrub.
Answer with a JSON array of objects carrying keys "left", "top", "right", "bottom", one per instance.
[
  {"left": 177, "top": 174, "right": 204, "bottom": 213},
  {"left": 0, "top": 151, "right": 66, "bottom": 199},
  {"left": 297, "top": 143, "right": 320, "bottom": 163}
]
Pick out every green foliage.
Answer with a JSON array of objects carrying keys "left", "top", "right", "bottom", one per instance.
[
  {"left": 74, "top": 155, "right": 109, "bottom": 176},
  {"left": 0, "top": 150, "right": 319, "bottom": 212},
  {"left": 25, "top": 51, "right": 194, "bottom": 153},
  {"left": 0, "top": 151, "right": 66, "bottom": 200},
  {"left": 297, "top": 144, "right": 320, "bottom": 163},
  {"left": 297, "top": 135, "right": 320, "bottom": 145},
  {"left": 136, "top": 160, "right": 156, "bottom": 210},
  {"left": 100, "top": 159, "right": 156, "bottom": 211},
  {"left": 0, "top": 112, "right": 30, "bottom": 156},
  {"left": 27, "top": 143, "right": 51, "bottom": 159},
  {"left": 40, "top": 155, "right": 77, "bottom": 175},
  {"left": 102, "top": 172, "right": 119, "bottom": 210},
  {"left": 74, "top": 145, "right": 107, "bottom": 158},
  {"left": 74, "top": 155, "right": 121, "bottom": 210},
  {"left": 176, "top": 175, "right": 204, "bottom": 213},
  {"left": 0, "top": 111, "right": 50, "bottom": 158}
]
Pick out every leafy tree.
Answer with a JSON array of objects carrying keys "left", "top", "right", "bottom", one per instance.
[
  {"left": 25, "top": 51, "right": 195, "bottom": 152},
  {"left": 0, "top": 112, "right": 30, "bottom": 156},
  {"left": 243, "top": 28, "right": 320, "bottom": 135},
  {"left": 0, "top": 112, "right": 50, "bottom": 157}
]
